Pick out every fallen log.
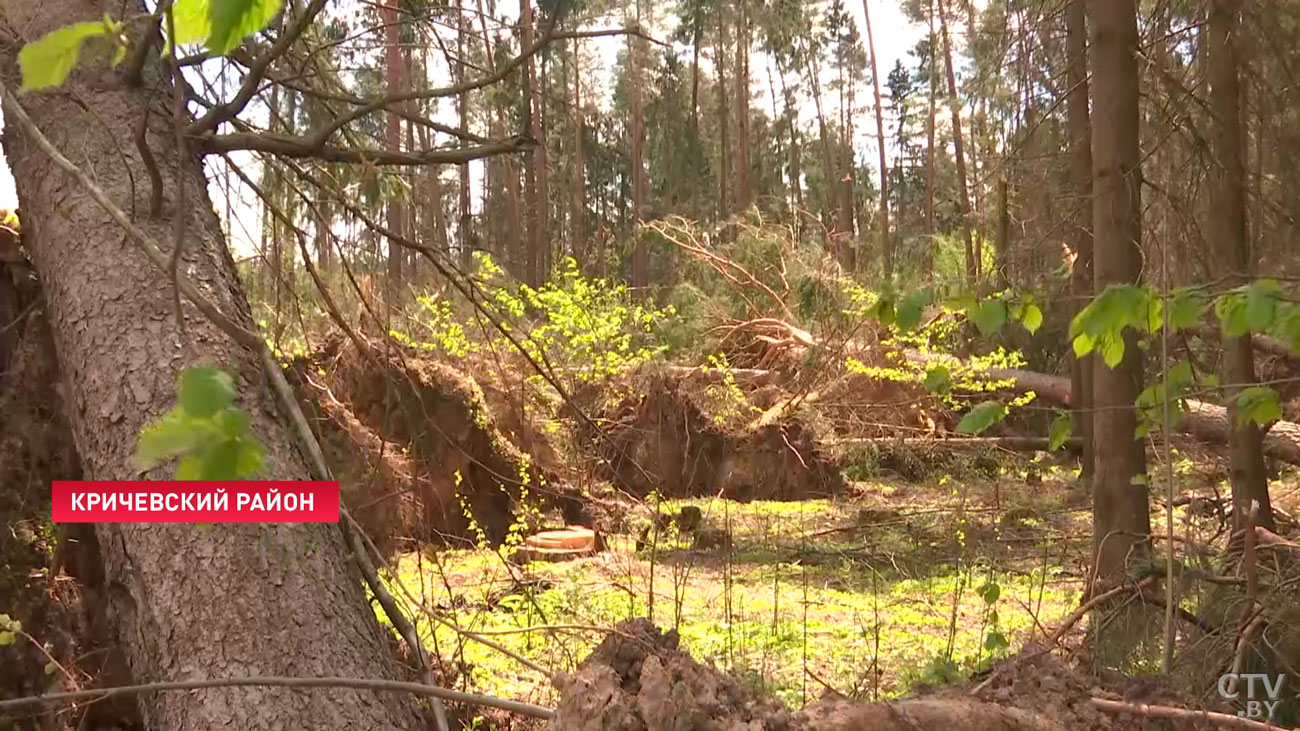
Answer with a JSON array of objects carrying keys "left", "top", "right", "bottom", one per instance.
[
  {"left": 827, "top": 436, "right": 1081, "bottom": 452},
  {"left": 965, "top": 361, "right": 1300, "bottom": 468}
]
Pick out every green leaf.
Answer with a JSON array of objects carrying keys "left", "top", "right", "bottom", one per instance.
[
  {"left": 984, "top": 630, "right": 1009, "bottom": 652},
  {"left": 1216, "top": 292, "right": 1251, "bottom": 338},
  {"left": 1019, "top": 304, "right": 1043, "bottom": 335},
  {"left": 206, "top": 0, "right": 285, "bottom": 54},
  {"left": 971, "top": 299, "right": 1008, "bottom": 336},
  {"left": 44, "top": 661, "right": 59, "bottom": 676},
  {"left": 956, "top": 401, "right": 1008, "bottom": 435},
  {"left": 1131, "top": 473, "right": 1149, "bottom": 486},
  {"left": 1072, "top": 331, "right": 1095, "bottom": 358},
  {"left": 199, "top": 440, "right": 244, "bottom": 480},
  {"left": 134, "top": 409, "right": 204, "bottom": 469},
  {"left": 180, "top": 367, "right": 235, "bottom": 418},
  {"left": 1271, "top": 304, "right": 1300, "bottom": 355},
  {"left": 1245, "top": 279, "right": 1281, "bottom": 333},
  {"left": 1168, "top": 289, "right": 1207, "bottom": 332},
  {"left": 1236, "top": 386, "right": 1282, "bottom": 428},
  {"left": 1145, "top": 295, "right": 1164, "bottom": 334},
  {"left": 923, "top": 366, "right": 953, "bottom": 395},
  {"left": 232, "top": 437, "right": 267, "bottom": 478},
  {"left": 895, "top": 290, "right": 930, "bottom": 331},
  {"left": 217, "top": 408, "right": 252, "bottom": 438},
  {"left": 18, "top": 21, "right": 113, "bottom": 91},
  {"left": 0, "top": 631, "right": 14, "bottom": 647},
  {"left": 174, "top": 453, "right": 205, "bottom": 480},
  {"left": 1048, "top": 410, "right": 1074, "bottom": 452},
  {"left": 977, "top": 581, "right": 1001, "bottom": 604},
  {"left": 1099, "top": 333, "right": 1126, "bottom": 369}
]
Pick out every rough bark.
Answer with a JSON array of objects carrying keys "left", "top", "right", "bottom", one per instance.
[
  {"left": 0, "top": 2, "right": 424, "bottom": 728},
  {"left": 1065, "top": 0, "right": 1095, "bottom": 484},
  {"left": 1088, "top": 0, "right": 1150, "bottom": 581},
  {"left": 1208, "top": 0, "right": 1275, "bottom": 532}
]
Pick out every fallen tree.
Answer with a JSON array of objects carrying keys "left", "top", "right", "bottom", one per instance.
[{"left": 978, "top": 363, "right": 1300, "bottom": 467}]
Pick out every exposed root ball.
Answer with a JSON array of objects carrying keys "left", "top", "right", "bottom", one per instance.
[{"left": 598, "top": 376, "right": 842, "bottom": 500}]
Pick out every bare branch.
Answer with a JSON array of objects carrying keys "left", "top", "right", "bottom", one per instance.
[
  {"left": 185, "top": 0, "right": 329, "bottom": 136},
  {"left": 196, "top": 132, "right": 531, "bottom": 165},
  {"left": 0, "top": 676, "right": 555, "bottom": 719}
]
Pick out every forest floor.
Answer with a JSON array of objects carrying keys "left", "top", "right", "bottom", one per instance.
[{"left": 377, "top": 453, "right": 1300, "bottom": 726}]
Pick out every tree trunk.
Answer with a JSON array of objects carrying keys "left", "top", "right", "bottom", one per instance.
[
  {"left": 521, "top": 0, "right": 542, "bottom": 286},
  {"left": 629, "top": 0, "right": 649, "bottom": 288},
  {"left": 572, "top": 38, "right": 587, "bottom": 268},
  {"left": 939, "top": 0, "right": 976, "bottom": 286},
  {"left": 924, "top": 0, "right": 937, "bottom": 279},
  {"left": 1066, "top": 0, "right": 1095, "bottom": 485},
  {"left": 0, "top": 2, "right": 425, "bottom": 729},
  {"left": 734, "top": 0, "right": 751, "bottom": 212},
  {"left": 457, "top": 0, "right": 473, "bottom": 270},
  {"left": 863, "top": 0, "right": 891, "bottom": 278},
  {"left": 383, "top": 0, "right": 405, "bottom": 293},
  {"left": 995, "top": 178, "right": 1009, "bottom": 288},
  {"left": 1208, "top": 0, "right": 1275, "bottom": 531},
  {"left": 538, "top": 52, "right": 552, "bottom": 280},
  {"left": 716, "top": 0, "right": 731, "bottom": 224},
  {"left": 1088, "top": 0, "right": 1151, "bottom": 581}
]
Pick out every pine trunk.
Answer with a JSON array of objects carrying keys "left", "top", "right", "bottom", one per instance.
[
  {"left": 1066, "top": 0, "right": 1095, "bottom": 485},
  {"left": 939, "top": 0, "right": 976, "bottom": 286},
  {"left": 1089, "top": 0, "right": 1151, "bottom": 581},
  {"left": 0, "top": 2, "right": 425, "bottom": 728},
  {"left": 1208, "top": 0, "right": 1275, "bottom": 531},
  {"left": 863, "top": 0, "right": 891, "bottom": 278}
]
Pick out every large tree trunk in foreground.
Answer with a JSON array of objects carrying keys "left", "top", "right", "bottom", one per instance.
[
  {"left": 1088, "top": 0, "right": 1150, "bottom": 581},
  {"left": 0, "top": 2, "right": 423, "bottom": 729}
]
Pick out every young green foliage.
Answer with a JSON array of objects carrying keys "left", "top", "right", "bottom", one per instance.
[
  {"left": 1048, "top": 410, "right": 1074, "bottom": 452},
  {"left": 18, "top": 17, "right": 125, "bottom": 91},
  {"left": 955, "top": 401, "right": 1008, "bottom": 436},
  {"left": 133, "top": 366, "right": 267, "bottom": 480},
  {"left": 173, "top": 0, "right": 285, "bottom": 55}
]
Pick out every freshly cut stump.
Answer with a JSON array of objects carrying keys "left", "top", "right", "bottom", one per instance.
[{"left": 519, "top": 526, "right": 598, "bottom": 562}]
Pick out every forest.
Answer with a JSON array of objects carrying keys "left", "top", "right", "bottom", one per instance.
[{"left": 2, "top": 0, "right": 1300, "bottom": 728}]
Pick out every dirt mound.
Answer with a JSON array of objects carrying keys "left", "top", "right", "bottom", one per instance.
[
  {"left": 555, "top": 620, "right": 1167, "bottom": 730},
  {"left": 554, "top": 619, "right": 1229, "bottom": 731},
  {"left": 596, "top": 376, "right": 842, "bottom": 500},
  {"left": 553, "top": 617, "right": 796, "bottom": 730}
]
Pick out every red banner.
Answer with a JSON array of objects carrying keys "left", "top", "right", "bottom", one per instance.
[{"left": 51, "top": 481, "right": 340, "bottom": 523}]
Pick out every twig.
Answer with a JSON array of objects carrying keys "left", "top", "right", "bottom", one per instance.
[
  {"left": 0, "top": 676, "right": 554, "bottom": 719},
  {"left": 166, "top": 4, "right": 186, "bottom": 335},
  {"left": 1091, "top": 696, "right": 1290, "bottom": 730},
  {"left": 133, "top": 105, "right": 163, "bottom": 216}
]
